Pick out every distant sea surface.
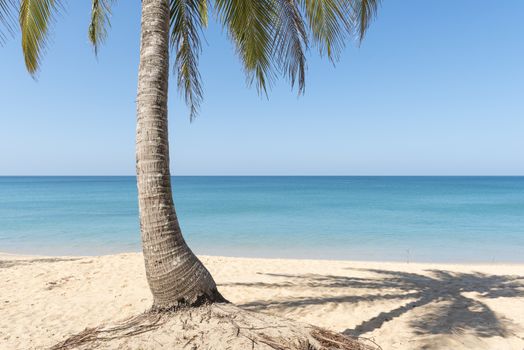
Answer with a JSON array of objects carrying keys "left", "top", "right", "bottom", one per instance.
[{"left": 1, "top": 176, "right": 523, "bottom": 263}]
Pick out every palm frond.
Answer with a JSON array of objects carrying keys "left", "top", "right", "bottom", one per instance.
[
  {"left": 352, "top": 0, "right": 379, "bottom": 42},
  {"left": 89, "top": 0, "right": 114, "bottom": 55},
  {"left": 170, "top": 0, "right": 207, "bottom": 120},
  {"left": 214, "top": 0, "right": 276, "bottom": 94},
  {"left": 298, "top": 0, "right": 351, "bottom": 60},
  {"left": 272, "top": 0, "right": 308, "bottom": 94},
  {"left": 198, "top": 0, "right": 208, "bottom": 26},
  {"left": 0, "top": 0, "right": 15, "bottom": 44},
  {"left": 169, "top": 0, "right": 379, "bottom": 119},
  {"left": 19, "top": 0, "right": 62, "bottom": 75}
]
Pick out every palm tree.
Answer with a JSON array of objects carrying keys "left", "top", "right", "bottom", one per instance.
[{"left": 2, "top": 0, "right": 378, "bottom": 310}]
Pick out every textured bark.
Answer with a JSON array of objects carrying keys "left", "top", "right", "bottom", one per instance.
[{"left": 135, "top": 0, "right": 224, "bottom": 309}]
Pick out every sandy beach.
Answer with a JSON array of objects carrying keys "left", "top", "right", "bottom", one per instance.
[{"left": 1, "top": 252, "right": 523, "bottom": 349}]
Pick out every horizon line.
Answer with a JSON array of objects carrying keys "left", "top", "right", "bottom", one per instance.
[{"left": 1, "top": 175, "right": 524, "bottom": 177}]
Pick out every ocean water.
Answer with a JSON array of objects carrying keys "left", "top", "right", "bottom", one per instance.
[{"left": 0, "top": 176, "right": 523, "bottom": 263}]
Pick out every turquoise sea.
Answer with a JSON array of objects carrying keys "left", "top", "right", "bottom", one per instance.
[{"left": 0, "top": 176, "right": 523, "bottom": 262}]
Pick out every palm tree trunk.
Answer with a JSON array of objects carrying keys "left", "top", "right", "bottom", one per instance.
[{"left": 135, "top": 0, "right": 224, "bottom": 310}]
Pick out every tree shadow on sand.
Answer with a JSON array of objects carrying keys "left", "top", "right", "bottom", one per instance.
[{"left": 224, "top": 269, "right": 524, "bottom": 339}]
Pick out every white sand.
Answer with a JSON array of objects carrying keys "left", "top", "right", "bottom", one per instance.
[{"left": 1, "top": 252, "right": 523, "bottom": 349}]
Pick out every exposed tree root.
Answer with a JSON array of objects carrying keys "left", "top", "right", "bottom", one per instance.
[
  {"left": 49, "top": 312, "right": 165, "bottom": 350},
  {"left": 49, "top": 304, "right": 380, "bottom": 350}
]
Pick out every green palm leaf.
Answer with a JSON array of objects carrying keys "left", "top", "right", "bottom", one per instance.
[
  {"left": 215, "top": 0, "right": 276, "bottom": 93},
  {"left": 299, "top": 0, "right": 350, "bottom": 60},
  {"left": 89, "top": 0, "right": 114, "bottom": 55},
  {"left": 0, "top": 0, "right": 15, "bottom": 44},
  {"left": 19, "top": 0, "right": 62, "bottom": 75},
  {"left": 170, "top": 0, "right": 208, "bottom": 120},
  {"left": 273, "top": 0, "right": 308, "bottom": 94},
  {"left": 13, "top": 0, "right": 379, "bottom": 119},
  {"left": 352, "top": 0, "right": 379, "bottom": 42},
  {"left": 298, "top": 0, "right": 378, "bottom": 60}
]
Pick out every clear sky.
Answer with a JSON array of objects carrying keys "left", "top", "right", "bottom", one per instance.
[{"left": 1, "top": 1, "right": 523, "bottom": 176}]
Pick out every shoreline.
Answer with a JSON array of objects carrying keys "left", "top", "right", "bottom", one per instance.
[
  {"left": 2, "top": 250, "right": 524, "bottom": 267},
  {"left": 2, "top": 252, "right": 524, "bottom": 349}
]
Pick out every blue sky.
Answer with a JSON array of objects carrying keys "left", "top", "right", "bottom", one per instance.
[{"left": 1, "top": 0, "right": 523, "bottom": 175}]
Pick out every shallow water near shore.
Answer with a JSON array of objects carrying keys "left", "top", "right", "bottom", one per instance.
[{"left": 0, "top": 176, "right": 523, "bottom": 262}]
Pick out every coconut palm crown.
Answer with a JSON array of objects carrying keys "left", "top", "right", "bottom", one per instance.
[{"left": 4, "top": 0, "right": 378, "bottom": 118}]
